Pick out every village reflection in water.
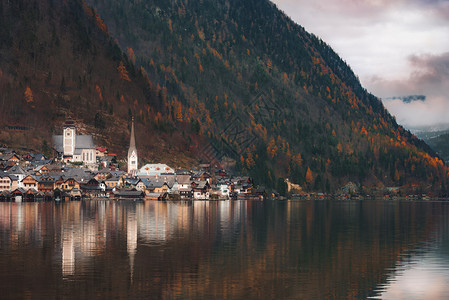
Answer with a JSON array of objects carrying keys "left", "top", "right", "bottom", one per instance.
[{"left": 0, "top": 200, "right": 449, "bottom": 299}]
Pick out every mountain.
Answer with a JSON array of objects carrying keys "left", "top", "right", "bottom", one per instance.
[
  {"left": 84, "top": 0, "right": 447, "bottom": 193},
  {"left": 0, "top": 0, "right": 447, "bottom": 193},
  {"left": 414, "top": 129, "right": 449, "bottom": 163},
  {"left": 383, "top": 95, "right": 426, "bottom": 104},
  {"left": 0, "top": 0, "right": 195, "bottom": 166}
]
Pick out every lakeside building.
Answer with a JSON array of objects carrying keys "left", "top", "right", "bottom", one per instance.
[{"left": 53, "top": 119, "right": 97, "bottom": 170}]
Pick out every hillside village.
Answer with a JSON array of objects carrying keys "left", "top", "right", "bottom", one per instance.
[{"left": 0, "top": 119, "right": 259, "bottom": 202}]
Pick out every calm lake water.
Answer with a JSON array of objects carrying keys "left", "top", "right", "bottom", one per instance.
[{"left": 0, "top": 200, "right": 448, "bottom": 299}]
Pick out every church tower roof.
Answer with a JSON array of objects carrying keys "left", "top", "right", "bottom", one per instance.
[
  {"left": 127, "top": 117, "right": 138, "bottom": 175},
  {"left": 128, "top": 117, "right": 137, "bottom": 158}
]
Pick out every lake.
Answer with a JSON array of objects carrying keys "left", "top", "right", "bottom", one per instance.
[{"left": 0, "top": 199, "right": 448, "bottom": 299}]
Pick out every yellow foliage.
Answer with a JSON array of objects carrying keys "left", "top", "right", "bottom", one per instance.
[
  {"left": 306, "top": 167, "right": 314, "bottom": 184},
  {"left": 24, "top": 86, "right": 34, "bottom": 103},
  {"left": 118, "top": 61, "right": 131, "bottom": 82}
]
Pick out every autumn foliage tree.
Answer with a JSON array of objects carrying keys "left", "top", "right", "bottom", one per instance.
[
  {"left": 24, "top": 86, "right": 34, "bottom": 104},
  {"left": 118, "top": 61, "right": 131, "bottom": 82}
]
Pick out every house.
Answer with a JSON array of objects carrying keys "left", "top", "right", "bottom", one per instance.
[
  {"left": 96, "top": 147, "right": 107, "bottom": 157},
  {"left": 38, "top": 176, "right": 55, "bottom": 193},
  {"left": 99, "top": 156, "right": 115, "bottom": 168},
  {"left": 0, "top": 153, "right": 20, "bottom": 164},
  {"left": 59, "top": 178, "right": 80, "bottom": 192},
  {"left": 80, "top": 178, "right": 108, "bottom": 198},
  {"left": 217, "top": 180, "right": 230, "bottom": 198},
  {"left": 21, "top": 175, "right": 38, "bottom": 191},
  {"left": 34, "top": 165, "right": 50, "bottom": 175},
  {"left": 192, "top": 171, "right": 212, "bottom": 184},
  {"left": 105, "top": 176, "right": 123, "bottom": 189},
  {"left": 192, "top": 181, "right": 210, "bottom": 200},
  {"left": 0, "top": 172, "right": 17, "bottom": 192},
  {"left": 11, "top": 188, "right": 27, "bottom": 202},
  {"left": 95, "top": 169, "right": 124, "bottom": 181},
  {"left": 149, "top": 179, "right": 171, "bottom": 194},
  {"left": 177, "top": 175, "right": 193, "bottom": 199},
  {"left": 53, "top": 119, "right": 97, "bottom": 169}
]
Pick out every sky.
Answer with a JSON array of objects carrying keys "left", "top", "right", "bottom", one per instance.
[{"left": 271, "top": 0, "right": 449, "bottom": 130}]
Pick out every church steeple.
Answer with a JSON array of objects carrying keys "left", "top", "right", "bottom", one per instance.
[{"left": 127, "top": 117, "right": 138, "bottom": 176}]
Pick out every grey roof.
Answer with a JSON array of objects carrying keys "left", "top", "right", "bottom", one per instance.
[
  {"left": 105, "top": 176, "right": 122, "bottom": 182},
  {"left": 7, "top": 165, "right": 27, "bottom": 175},
  {"left": 195, "top": 181, "right": 209, "bottom": 189},
  {"left": 177, "top": 175, "right": 192, "bottom": 185},
  {"left": 124, "top": 177, "right": 141, "bottom": 185},
  {"left": 140, "top": 178, "right": 152, "bottom": 187},
  {"left": 0, "top": 171, "right": 18, "bottom": 180},
  {"left": 53, "top": 134, "right": 95, "bottom": 153}
]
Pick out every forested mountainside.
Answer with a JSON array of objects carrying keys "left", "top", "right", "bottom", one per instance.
[
  {"left": 0, "top": 0, "right": 447, "bottom": 193},
  {"left": 0, "top": 0, "right": 195, "bottom": 166},
  {"left": 85, "top": 0, "right": 447, "bottom": 192}
]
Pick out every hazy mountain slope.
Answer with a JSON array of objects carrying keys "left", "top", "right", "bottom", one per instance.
[{"left": 85, "top": 0, "right": 447, "bottom": 192}]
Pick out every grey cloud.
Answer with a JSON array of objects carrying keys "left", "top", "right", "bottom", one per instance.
[
  {"left": 409, "top": 53, "right": 449, "bottom": 95},
  {"left": 371, "top": 52, "right": 449, "bottom": 129}
]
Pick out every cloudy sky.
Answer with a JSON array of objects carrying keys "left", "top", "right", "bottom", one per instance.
[{"left": 271, "top": 0, "right": 449, "bottom": 130}]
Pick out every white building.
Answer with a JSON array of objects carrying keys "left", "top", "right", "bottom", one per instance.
[
  {"left": 53, "top": 119, "right": 97, "bottom": 170},
  {"left": 137, "top": 164, "right": 175, "bottom": 177}
]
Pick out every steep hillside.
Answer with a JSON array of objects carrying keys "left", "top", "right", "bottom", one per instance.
[
  {"left": 85, "top": 0, "right": 447, "bottom": 193},
  {"left": 0, "top": 0, "right": 195, "bottom": 166},
  {"left": 0, "top": 0, "right": 447, "bottom": 193}
]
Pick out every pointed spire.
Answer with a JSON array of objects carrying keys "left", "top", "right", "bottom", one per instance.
[
  {"left": 128, "top": 117, "right": 137, "bottom": 157},
  {"left": 128, "top": 117, "right": 138, "bottom": 175}
]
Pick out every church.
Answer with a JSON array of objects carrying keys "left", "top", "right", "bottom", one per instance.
[{"left": 53, "top": 119, "right": 97, "bottom": 169}]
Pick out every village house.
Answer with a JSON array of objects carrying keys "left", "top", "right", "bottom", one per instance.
[
  {"left": 80, "top": 178, "right": 108, "bottom": 198},
  {"left": 34, "top": 165, "right": 50, "bottom": 175},
  {"left": 105, "top": 176, "right": 123, "bottom": 189},
  {"left": 58, "top": 178, "right": 80, "bottom": 192},
  {"left": 0, "top": 172, "right": 18, "bottom": 192},
  {"left": 96, "top": 147, "right": 107, "bottom": 158},
  {"left": 192, "top": 181, "right": 210, "bottom": 200},
  {"left": 147, "top": 178, "right": 172, "bottom": 194},
  {"left": 38, "top": 176, "right": 56, "bottom": 193},
  {"left": 217, "top": 180, "right": 231, "bottom": 198},
  {"left": 6, "top": 165, "right": 27, "bottom": 188},
  {"left": 0, "top": 153, "right": 20, "bottom": 164},
  {"left": 192, "top": 171, "right": 212, "bottom": 184},
  {"left": 21, "top": 175, "right": 39, "bottom": 191},
  {"left": 177, "top": 175, "right": 193, "bottom": 199}
]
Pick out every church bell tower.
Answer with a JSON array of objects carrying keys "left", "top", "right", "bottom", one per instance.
[
  {"left": 127, "top": 117, "right": 138, "bottom": 176},
  {"left": 63, "top": 119, "right": 76, "bottom": 157}
]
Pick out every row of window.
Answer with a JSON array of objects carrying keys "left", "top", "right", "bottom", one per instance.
[{"left": 82, "top": 151, "right": 95, "bottom": 162}]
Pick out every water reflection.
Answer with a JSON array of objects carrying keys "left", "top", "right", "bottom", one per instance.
[
  {"left": 372, "top": 202, "right": 449, "bottom": 300},
  {"left": 0, "top": 200, "right": 448, "bottom": 298}
]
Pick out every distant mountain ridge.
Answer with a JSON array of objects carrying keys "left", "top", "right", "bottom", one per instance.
[
  {"left": 0, "top": 0, "right": 447, "bottom": 193},
  {"left": 384, "top": 95, "right": 426, "bottom": 103}
]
